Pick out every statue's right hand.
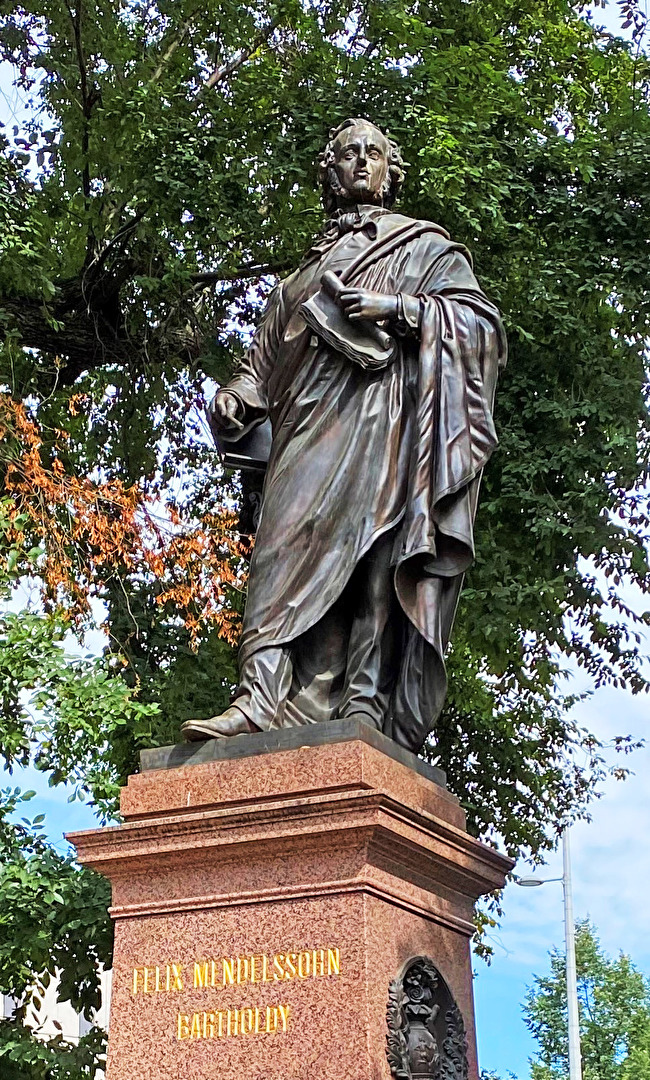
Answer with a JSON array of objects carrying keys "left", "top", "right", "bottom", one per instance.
[{"left": 213, "top": 390, "right": 244, "bottom": 431}]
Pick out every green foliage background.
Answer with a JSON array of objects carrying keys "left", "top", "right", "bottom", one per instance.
[
  {"left": 0, "top": 0, "right": 649, "bottom": 1073},
  {"left": 524, "top": 922, "right": 650, "bottom": 1080},
  {"left": 481, "top": 922, "right": 650, "bottom": 1079}
]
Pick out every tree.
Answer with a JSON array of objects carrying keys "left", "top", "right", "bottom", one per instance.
[
  {"left": 525, "top": 922, "right": 650, "bottom": 1080},
  {"left": 0, "top": 788, "right": 111, "bottom": 1080},
  {"left": 0, "top": 0, "right": 649, "bottom": 1074}
]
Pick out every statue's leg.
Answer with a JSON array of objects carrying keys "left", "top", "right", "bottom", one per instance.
[
  {"left": 337, "top": 528, "right": 403, "bottom": 730},
  {"left": 234, "top": 645, "right": 294, "bottom": 729},
  {"left": 390, "top": 572, "right": 464, "bottom": 753},
  {"left": 181, "top": 646, "right": 293, "bottom": 740},
  {"left": 282, "top": 594, "right": 350, "bottom": 726}
]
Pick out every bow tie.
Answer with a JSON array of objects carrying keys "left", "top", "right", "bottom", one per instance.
[
  {"left": 324, "top": 206, "right": 380, "bottom": 240},
  {"left": 300, "top": 206, "right": 387, "bottom": 269}
]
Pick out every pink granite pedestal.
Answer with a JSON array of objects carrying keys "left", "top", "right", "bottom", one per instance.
[{"left": 69, "top": 722, "right": 512, "bottom": 1080}]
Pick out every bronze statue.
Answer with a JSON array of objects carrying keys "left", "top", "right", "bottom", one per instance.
[{"left": 182, "top": 119, "right": 506, "bottom": 752}]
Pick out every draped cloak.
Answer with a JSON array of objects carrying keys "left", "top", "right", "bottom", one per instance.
[{"left": 224, "top": 206, "right": 506, "bottom": 753}]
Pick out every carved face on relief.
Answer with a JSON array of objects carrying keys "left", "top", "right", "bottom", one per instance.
[{"left": 332, "top": 122, "right": 390, "bottom": 205}]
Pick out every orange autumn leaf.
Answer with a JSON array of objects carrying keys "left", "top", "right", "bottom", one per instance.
[{"left": 0, "top": 396, "right": 248, "bottom": 646}]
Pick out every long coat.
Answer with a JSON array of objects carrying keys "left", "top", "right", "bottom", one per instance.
[{"left": 224, "top": 205, "right": 506, "bottom": 752}]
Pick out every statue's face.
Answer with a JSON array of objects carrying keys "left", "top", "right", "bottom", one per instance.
[{"left": 333, "top": 123, "right": 390, "bottom": 205}]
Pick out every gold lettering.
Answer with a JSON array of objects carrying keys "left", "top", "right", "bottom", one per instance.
[
  {"left": 327, "top": 948, "right": 340, "bottom": 976},
  {"left": 143, "top": 966, "right": 153, "bottom": 993},
  {"left": 194, "top": 962, "right": 209, "bottom": 989},
  {"left": 172, "top": 942, "right": 340, "bottom": 1043},
  {"left": 132, "top": 967, "right": 143, "bottom": 995},
  {"left": 176, "top": 1001, "right": 293, "bottom": 1040},
  {"left": 166, "top": 963, "right": 182, "bottom": 992}
]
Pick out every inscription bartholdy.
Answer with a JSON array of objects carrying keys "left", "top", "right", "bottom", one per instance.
[{"left": 177, "top": 1004, "right": 291, "bottom": 1041}]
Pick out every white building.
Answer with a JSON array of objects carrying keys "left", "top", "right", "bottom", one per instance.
[{"left": 2, "top": 968, "right": 111, "bottom": 1046}]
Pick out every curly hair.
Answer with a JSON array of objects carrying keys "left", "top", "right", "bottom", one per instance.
[{"left": 318, "top": 118, "right": 405, "bottom": 214}]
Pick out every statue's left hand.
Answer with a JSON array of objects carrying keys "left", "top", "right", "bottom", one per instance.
[{"left": 337, "top": 288, "right": 398, "bottom": 322}]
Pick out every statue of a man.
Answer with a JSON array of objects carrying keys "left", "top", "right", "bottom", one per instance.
[{"left": 182, "top": 119, "right": 506, "bottom": 752}]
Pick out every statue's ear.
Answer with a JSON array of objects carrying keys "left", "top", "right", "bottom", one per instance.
[{"left": 327, "top": 163, "right": 344, "bottom": 199}]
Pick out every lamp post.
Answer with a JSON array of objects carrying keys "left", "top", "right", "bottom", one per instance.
[{"left": 517, "top": 828, "right": 583, "bottom": 1080}]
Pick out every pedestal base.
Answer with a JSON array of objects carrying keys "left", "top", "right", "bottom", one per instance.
[{"left": 69, "top": 720, "right": 512, "bottom": 1080}]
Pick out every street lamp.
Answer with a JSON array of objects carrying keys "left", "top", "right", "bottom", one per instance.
[{"left": 516, "top": 829, "right": 583, "bottom": 1080}]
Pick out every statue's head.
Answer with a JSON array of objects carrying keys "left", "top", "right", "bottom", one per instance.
[{"left": 319, "top": 119, "right": 405, "bottom": 214}]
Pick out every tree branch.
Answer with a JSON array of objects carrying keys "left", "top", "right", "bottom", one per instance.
[
  {"left": 201, "top": 15, "right": 282, "bottom": 93},
  {"left": 0, "top": 245, "right": 288, "bottom": 389},
  {"left": 192, "top": 260, "right": 292, "bottom": 284},
  {"left": 150, "top": 15, "right": 196, "bottom": 84},
  {"left": 2, "top": 295, "right": 129, "bottom": 379},
  {"left": 2, "top": 291, "right": 206, "bottom": 387},
  {"left": 63, "top": 0, "right": 100, "bottom": 264},
  {"left": 81, "top": 210, "right": 147, "bottom": 297}
]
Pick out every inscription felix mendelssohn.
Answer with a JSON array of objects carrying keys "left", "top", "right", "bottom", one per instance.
[{"left": 130, "top": 945, "right": 342, "bottom": 1042}]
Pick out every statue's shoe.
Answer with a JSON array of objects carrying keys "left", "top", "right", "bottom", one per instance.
[{"left": 181, "top": 706, "right": 260, "bottom": 741}]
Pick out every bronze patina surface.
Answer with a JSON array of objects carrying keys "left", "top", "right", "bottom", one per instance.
[{"left": 183, "top": 119, "right": 506, "bottom": 752}]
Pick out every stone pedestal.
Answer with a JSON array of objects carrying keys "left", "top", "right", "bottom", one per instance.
[{"left": 69, "top": 720, "right": 512, "bottom": 1080}]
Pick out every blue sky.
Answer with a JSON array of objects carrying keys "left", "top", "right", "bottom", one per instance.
[
  {"left": 1, "top": 6, "right": 648, "bottom": 1076},
  {"left": 475, "top": 675, "right": 650, "bottom": 1076}
]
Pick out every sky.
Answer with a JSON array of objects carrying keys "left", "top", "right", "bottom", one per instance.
[
  {"left": 1, "top": 6, "right": 649, "bottom": 1078},
  {"left": 474, "top": 671, "right": 650, "bottom": 1077}
]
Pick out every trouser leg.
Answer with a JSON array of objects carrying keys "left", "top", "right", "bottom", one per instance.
[
  {"left": 234, "top": 645, "right": 293, "bottom": 730},
  {"left": 283, "top": 594, "right": 349, "bottom": 725},
  {"left": 233, "top": 601, "right": 349, "bottom": 731},
  {"left": 234, "top": 529, "right": 401, "bottom": 732},
  {"left": 337, "top": 529, "right": 402, "bottom": 730}
]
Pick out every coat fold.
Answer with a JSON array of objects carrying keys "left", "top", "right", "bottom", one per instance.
[{"left": 222, "top": 208, "right": 506, "bottom": 751}]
